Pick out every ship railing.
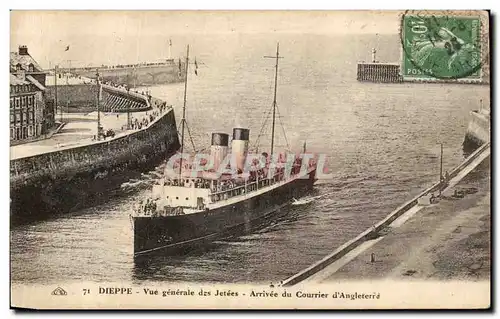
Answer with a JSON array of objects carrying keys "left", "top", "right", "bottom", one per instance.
[
  {"left": 207, "top": 163, "right": 314, "bottom": 203},
  {"left": 163, "top": 179, "right": 211, "bottom": 189},
  {"left": 209, "top": 171, "right": 296, "bottom": 203},
  {"left": 136, "top": 205, "right": 185, "bottom": 217}
]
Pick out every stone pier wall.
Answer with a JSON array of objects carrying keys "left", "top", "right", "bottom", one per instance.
[
  {"left": 10, "top": 106, "right": 178, "bottom": 191},
  {"left": 45, "top": 83, "right": 96, "bottom": 108},
  {"left": 357, "top": 63, "right": 403, "bottom": 83}
]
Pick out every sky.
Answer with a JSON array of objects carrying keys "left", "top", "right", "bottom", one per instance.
[{"left": 10, "top": 11, "right": 401, "bottom": 68}]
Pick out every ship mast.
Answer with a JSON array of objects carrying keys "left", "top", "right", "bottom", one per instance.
[
  {"left": 439, "top": 142, "right": 443, "bottom": 196},
  {"left": 264, "top": 42, "right": 283, "bottom": 157},
  {"left": 54, "top": 65, "right": 58, "bottom": 123},
  {"left": 179, "top": 45, "right": 190, "bottom": 178},
  {"left": 96, "top": 69, "right": 101, "bottom": 141}
]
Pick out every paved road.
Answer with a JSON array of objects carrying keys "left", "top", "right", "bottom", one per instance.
[{"left": 306, "top": 147, "right": 491, "bottom": 282}]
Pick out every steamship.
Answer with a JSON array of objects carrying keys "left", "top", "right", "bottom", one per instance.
[{"left": 132, "top": 44, "right": 318, "bottom": 257}]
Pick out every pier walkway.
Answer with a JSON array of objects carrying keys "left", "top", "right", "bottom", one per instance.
[
  {"left": 11, "top": 106, "right": 171, "bottom": 161},
  {"left": 10, "top": 103, "right": 172, "bottom": 161},
  {"left": 282, "top": 143, "right": 490, "bottom": 286},
  {"left": 11, "top": 70, "right": 174, "bottom": 161}
]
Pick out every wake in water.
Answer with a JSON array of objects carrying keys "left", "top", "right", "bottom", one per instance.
[
  {"left": 120, "top": 163, "right": 166, "bottom": 193},
  {"left": 291, "top": 193, "right": 329, "bottom": 206}
]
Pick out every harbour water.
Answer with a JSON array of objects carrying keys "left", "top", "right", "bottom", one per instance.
[{"left": 10, "top": 34, "right": 490, "bottom": 285}]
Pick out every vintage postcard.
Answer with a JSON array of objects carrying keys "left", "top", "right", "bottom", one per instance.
[{"left": 9, "top": 10, "right": 491, "bottom": 309}]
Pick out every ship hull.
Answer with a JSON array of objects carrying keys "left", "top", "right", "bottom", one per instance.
[
  {"left": 10, "top": 109, "right": 180, "bottom": 225},
  {"left": 133, "top": 170, "right": 317, "bottom": 257}
]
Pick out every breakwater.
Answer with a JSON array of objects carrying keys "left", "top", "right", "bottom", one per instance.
[
  {"left": 67, "top": 61, "right": 186, "bottom": 87},
  {"left": 100, "top": 83, "right": 151, "bottom": 112},
  {"left": 357, "top": 48, "right": 402, "bottom": 83},
  {"left": 45, "top": 81, "right": 95, "bottom": 109},
  {"left": 282, "top": 141, "right": 491, "bottom": 286},
  {"left": 357, "top": 62, "right": 403, "bottom": 83},
  {"left": 356, "top": 62, "right": 489, "bottom": 84},
  {"left": 45, "top": 75, "right": 154, "bottom": 112},
  {"left": 464, "top": 107, "right": 490, "bottom": 152},
  {"left": 10, "top": 85, "right": 180, "bottom": 223},
  {"left": 356, "top": 48, "right": 489, "bottom": 84}
]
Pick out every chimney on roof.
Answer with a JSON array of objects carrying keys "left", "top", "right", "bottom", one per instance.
[{"left": 19, "top": 45, "right": 29, "bottom": 55}]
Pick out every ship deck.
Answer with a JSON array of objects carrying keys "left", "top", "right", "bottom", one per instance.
[{"left": 10, "top": 109, "right": 158, "bottom": 160}]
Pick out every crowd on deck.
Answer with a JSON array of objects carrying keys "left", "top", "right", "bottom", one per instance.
[
  {"left": 163, "top": 178, "right": 211, "bottom": 189},
  {"left": 154, "top": 155, "right": 310, "bottom": 204},
  {"left": 136, "top": 198, "right": 157, "bottom": 216},
  {"left": 207, "top": 164, "right": 305, "bottom": 202}
]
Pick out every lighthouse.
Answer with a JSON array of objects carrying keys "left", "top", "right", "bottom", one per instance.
[
  {"left": 372, "top": 48, "right": 377, "bottom": 63},
  {"left": 168, "top": 39, "right": 172, "bottom": 60}
]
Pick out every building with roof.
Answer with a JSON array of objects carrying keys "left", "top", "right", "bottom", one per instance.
[
  {"left": 10, "top": 46, "right": 54, "bottom": 143},
  {"left": 10, "top": 45, "right": 47, "bottom": 86}
]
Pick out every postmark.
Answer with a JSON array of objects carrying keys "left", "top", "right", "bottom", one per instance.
[{"left": 400, "top": 10, "right": 487, "bottom": 82}]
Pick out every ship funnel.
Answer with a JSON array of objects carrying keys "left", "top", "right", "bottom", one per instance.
[
  {"left": 231, "top": 128, "right": 250, "bottom": 172},
  {"left": 372, "top": 48, "right": 377, "bottom": 63},
  {"left": 210, "top": 133, "right": 229, "bottom": 171}
]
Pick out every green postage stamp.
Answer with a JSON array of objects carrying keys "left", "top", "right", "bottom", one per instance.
[{"left": 401, "top": 11, "right": 487, "bottom": 82}]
